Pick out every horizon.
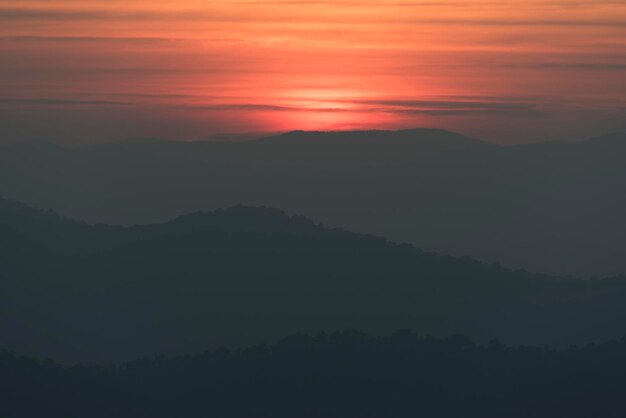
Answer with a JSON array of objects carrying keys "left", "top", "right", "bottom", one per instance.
[{"left": 4, "top": 126, "right": 626, "bottom": 148}]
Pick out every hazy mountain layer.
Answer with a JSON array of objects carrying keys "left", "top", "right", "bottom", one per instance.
[
  {"left": 1, "top": 197, "right": 626, "bottom": 363},
  {"left": 1, "top": 129, "right": 625, "bottom": 276}
]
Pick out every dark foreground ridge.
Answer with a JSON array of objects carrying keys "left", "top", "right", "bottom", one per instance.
[
  {"left": 3, "top": 330, "right": 626, "bottom": 418},
  {"left": 2, "top": 196, "right": 626, "bottom": 364}
]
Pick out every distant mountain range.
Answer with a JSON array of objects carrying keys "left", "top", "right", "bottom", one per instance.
[
  {"left": 2, "top": 197, "right": 626, "bottom": 364},
  {"left": 1, "top": 128, "right": 625, "bottom": 277}
]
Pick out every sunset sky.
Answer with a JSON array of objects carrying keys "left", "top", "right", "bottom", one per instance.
[{"left": 1, "top": 0, "right": 625, "bottom": 144}]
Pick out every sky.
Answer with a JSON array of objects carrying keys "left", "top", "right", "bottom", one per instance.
[{"left": 1, "top": 0, "right": 625, "bottom": 145}]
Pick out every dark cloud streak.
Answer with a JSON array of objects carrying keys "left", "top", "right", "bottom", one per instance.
[
  {"left": 1, "top": 7, "right": 625, "bottom": 28},
  {"left": 0, "top": 98, "right": 129, "bottom": 106}
]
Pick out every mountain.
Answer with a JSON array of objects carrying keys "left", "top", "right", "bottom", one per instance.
[
  {"left": 0, "top": 129, "right": 625, "bottom": 276},
  {"left": 253, "top": 128, "right": 496, "bottom": 164},
  {"left": 2, "top": 197, "right": 626, "bottom": 364},
  {"left": 4, "top": 330, "right": 626, "bottom": 418}
]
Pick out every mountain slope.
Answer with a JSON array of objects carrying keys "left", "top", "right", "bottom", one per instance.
[
  {"left": 1, "top": 197, "right": 626, "bottom": 364},
  {"left": 0, "top": 129, "right": 625, "bottom": 276}
]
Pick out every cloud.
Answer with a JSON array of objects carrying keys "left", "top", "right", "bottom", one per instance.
[
  {"left": 2, "top": 5, "right": 625, "bottom": 28},
  {"left": 533, "top": 62, "right": 626, "bottom": 71},
  {"left": 181, "top": 103, "right": 351, "bottom": 112},
  {"left": 0, "top": 98, "right": 129, "bottom": 106},
  {"left": 349, "top": 99, "right": 538, "bottom": 111},
  {"left": 180, "top": 99, "right": 545, "bottom": 117},
  {"left": 2, "top": 36, "right": 181, "bottom": 44}
]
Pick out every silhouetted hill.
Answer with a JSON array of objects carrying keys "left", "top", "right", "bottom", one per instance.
[
  {"left": 2, "top": 197, "right": 626, "bottom": 364},
  {"left": 0, "top": 195, "right": 63, "bottom": 222},
  {"left": 84, "top": 128, "right": 493, "bottom": 167},
  {"left": 3, "top": 330, "right": 626, "bottom": 418},
  {"left": 260, "top": 128, "right": 494, "bottom": 152},
  {"left": 0, "top": 128, "right": 625, "bottom": 276}
]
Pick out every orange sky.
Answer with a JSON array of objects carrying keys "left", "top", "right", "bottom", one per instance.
[{"left": 1, "top": 0, "right": 625, "bottom": 144}]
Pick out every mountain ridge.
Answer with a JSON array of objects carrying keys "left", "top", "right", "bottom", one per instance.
[
  {"left": 1, "top": 128, "right": 626, "bottom": 276},
  {"left": 3, "top": 197, "right": 626, "bottom": 363},
  {"left": 4, "top": 128, "right": 624, "bottom": 153}
]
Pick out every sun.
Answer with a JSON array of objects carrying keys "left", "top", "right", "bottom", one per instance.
[{"left": 265, "top": 88, "right": 379, "bottom": 131}]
